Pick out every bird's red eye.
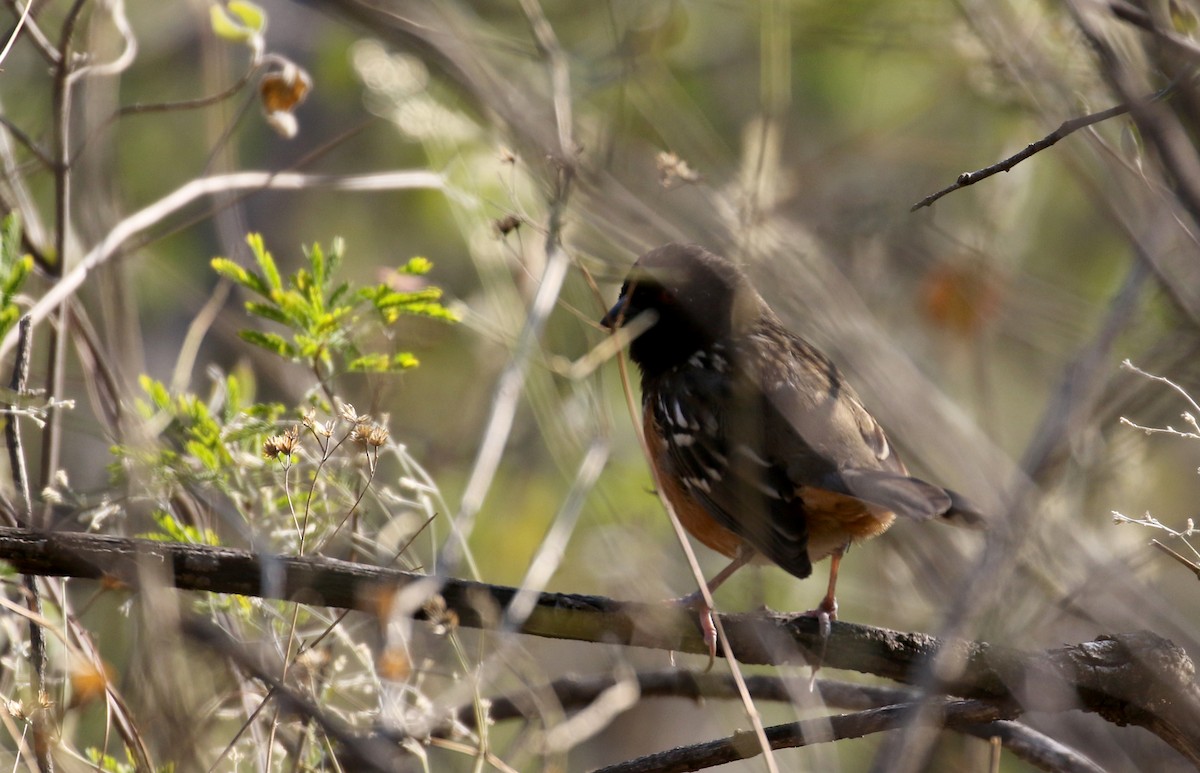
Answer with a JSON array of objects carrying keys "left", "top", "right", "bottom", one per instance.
[{"left": 657, "top": 288, "right": 675, "bottom": 306}]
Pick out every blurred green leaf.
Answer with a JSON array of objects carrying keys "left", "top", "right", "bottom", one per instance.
[
  {"left": 216, "top": 233, "right": 456, "bottom": 381},
  {"left": 209, "top": 4, "right": 256, "bottom": 43},
  {"left": 227, "top": 0, "right": 266, "bottom": 32},
  {"left": 239, "top": 330, "right": 298, "bottom": 358},
  {"left": 400, "top": 256, "right": 432, "bottom": 275},
  {"left": 0, "top": 213, "right": 31, "bottom": 341}
]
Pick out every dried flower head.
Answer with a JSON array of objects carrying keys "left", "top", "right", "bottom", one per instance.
[
  {"left": 352, "top": 423, "right": 389, "bottom": 447},
  {"left": 338, "top": 401, "right": 371, "bottom": 425},
  {"left": 656, "top": 151, "right": 701, "bottom": 188},
  {"left": 263, "top": 426, "right": 300, "bottom": 459}
]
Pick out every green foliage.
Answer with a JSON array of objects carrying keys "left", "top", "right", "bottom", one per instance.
[
  {"left": 139, "top": 510, "right": 221, "bottom": 546},
  {"left": 86, "top": 748, "right": 174, "bottom": 773},
  {"left": 111, "top": 372, "right": 286, "bottom": 493},
  {"left": 0, "top": 213, "right": 33, "bottom": 342},
  {"left": 85, "top": 749, "right": 132, "bottom": 773},
  {"left": 210, "top": 0, "right": 266, "bottom": 45},
  {"left": 212, "top": 233, "right": 458, "bottom": 377}
]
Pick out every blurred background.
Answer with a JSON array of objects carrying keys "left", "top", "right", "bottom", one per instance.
[{"left": 2, "top": 0, "right": 1200, "bottom": 770}]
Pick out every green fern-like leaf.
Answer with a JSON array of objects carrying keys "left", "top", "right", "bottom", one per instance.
[
  {"left": 211, "top": 257, "right": 269, "bottom": 297},
  {"left": 139, "top": 375, "right": 172, "bottom": 411},
  {"left": 239, "top": 330, "right": 298, "bottom": 359},
  {"left": 347, "top": 353, "right": 389, "bottom": 372},
  {"left": 400, "top": 256, "right": 433, "bottom": 275},
  {"left": 246, "top": 233, "right": 283, "bottom": 294}
]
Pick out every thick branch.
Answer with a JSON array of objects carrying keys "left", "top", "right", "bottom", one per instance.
[{"left": 0, "top": 527, "right": 1197, "bottom": 764}]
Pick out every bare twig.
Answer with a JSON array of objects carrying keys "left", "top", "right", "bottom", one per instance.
[
  {"left": 1070, "top": 2, "right": 1200, "bottom": 231},
  {"left": 117, "top": 62, "right": 263, "bottom": 118},
  {"left": 876, "top": 253, "right": 1151, "bottom": 773},
  {"left": 1151, "top": 540, "right": 1200, "bottom": 580},
  {"left": 0, "top": 116, "right": 53, "bottom": 170},
  {"left": 911, "top": 87, "right": 1172, "bottom": 211},
  {"left": 0, "top": 0, "right": 57, "bottom": 64},
  {"left": 4, "top": 317, "right": 50, "bottom": 773},
  {"left": 439, "top": 19, "right": 578, "bottom": 574},
  {"left": 1106, "top": 0, "right": 1200, "bottom": 61},
  {"left": 957, "top": 722, "right": 1108, "bottom": 773},
  {"left": 5, "top": 315, "right": 31, "bottom": 524},
  {"left": 38, "top": 0, "right": 89, "bottom": 564},
  {"left": 0, "top": 170, "right": 445, "bottom": 359},
  {"left": 0, "top": 0, "right": 30, "bottom": 68},
  {"left": 444, "top": 669, "right": 1105, "bottom": 773},
  {"left": 181, "top": 617, "right": 401, "bottom": 772},
  {"left": 591, "top": 699, "right": 1015, "bottom": 773}
]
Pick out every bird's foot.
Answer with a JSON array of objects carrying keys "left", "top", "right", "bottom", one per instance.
[
  {"left": 798, "top": 596, "right": 838, "bottom": 639},
  {"left": 798, "top": 596, "right": 837, "bottom": 689},
  {"left": 672, "top": 591, "right": 718, "bottom": 669}
]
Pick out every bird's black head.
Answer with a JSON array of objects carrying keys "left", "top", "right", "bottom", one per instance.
[{"left": 601, "top": 243, "right": 761, "bottom": 376}]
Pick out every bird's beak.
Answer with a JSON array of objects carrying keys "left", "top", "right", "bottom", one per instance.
[{"left": 600, "top": 295, "right": 630, "bottom": 330}]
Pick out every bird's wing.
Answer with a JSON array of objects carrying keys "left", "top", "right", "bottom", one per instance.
[
  {"left": 754, "top": 325, "right": 953, "bottom": 521},
  {"left": 650, "top": 361, "right": 813, "bottom": 579}
]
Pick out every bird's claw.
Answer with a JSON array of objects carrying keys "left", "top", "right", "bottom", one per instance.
[
  {"left": 672, "top": 592, "right": 718, "bottom": 669},
  {"left": 799, "top": 596, "right": 837, "bottom": 686},
  {"left": 799, "top": 596, "right": 838, "bottom": 638}
]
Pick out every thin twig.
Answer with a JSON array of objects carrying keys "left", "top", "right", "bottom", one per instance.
[
  {"left": 0, "top": 170, "right": 445, "bottom": 359},
  {"left": 117, "top": 62, "right": 263, "bottom": 117},
  {"left": 0, "top": 0, "right": 30, "bottom": 68},
  {"left": 502, "top": 438, "right": 609, "bottom": 628},
  {"left": 439, "top": 1, "right": 578, "bottom": 573},
  {"left": 1106, "top": 0, "right": 1200, "bottom": 61},
  {"left": 1071, "top": 2, "right": 1200, "bottom": 231},
  {"left": 40, "top": 0, "right": 88, "bottom": 542},
  {"left": 442, "top": 669, "right": 1105, "bottom": 773},
  {"left": 4, "top": 317, "right": 48, "bottom": 773},
  {"left": 5, "top": 315, "right": 31, "bottom": 524},
  {"left": 592, "top": 699, "right": 1016, "bottom": 773},
  {"left": 0, "top": 116, "right": 54, "bottom": 171},
  {"left": 1151, "top": 539, "right": 1200, "bottom": 580},
  {"left": 0, "top": 0, "right": 57, "bottom": 64},
  {"left": 181, "top": 617, "right": 400, "bottom": 772},
  {"left": 873, "top": 257, "right": 1152, "bottom": 772},
  {"left": 911, "top": 86, "right": 1173, "bottom": 211}
]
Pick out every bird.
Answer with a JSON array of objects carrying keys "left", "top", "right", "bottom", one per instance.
[{"left": 600, "top": 243, "right": 983, "bottom": 646}]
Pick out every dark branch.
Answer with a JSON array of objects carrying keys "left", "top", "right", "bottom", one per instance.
[
  {"left": 447, "top": 670, "right": 1105, "bottom": 773},
  {"left": 0, "top": 527, "right": 1197, "bottom": 765},
  {"left": 592, "top": 699, "right": 1015, "bottom": 773}
]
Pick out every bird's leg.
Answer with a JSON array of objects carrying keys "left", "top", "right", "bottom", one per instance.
[
  {"left": 806, "top": 546, "right": 843, "bottom": 639},
  {"left": 675, "top": 545, "right": 756, "bottom": 664},
  {"left": 799, "top": 545, "right": 846, "bottom": 687}
]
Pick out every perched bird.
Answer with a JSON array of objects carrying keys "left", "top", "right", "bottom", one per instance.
[{"left": 601, "top": 243, "right": 983, "bottom": 639}]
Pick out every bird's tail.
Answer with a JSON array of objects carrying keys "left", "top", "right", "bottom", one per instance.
[
  {"left": 940, "top": 488, "right": 988, "bottom": 530},
  {"left": 835, "top": 468, "right": 988, "bottom": 529}
]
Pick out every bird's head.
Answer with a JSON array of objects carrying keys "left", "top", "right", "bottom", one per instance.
[{"left": 601, "top": 243, "right": 762, "bottom": 375}]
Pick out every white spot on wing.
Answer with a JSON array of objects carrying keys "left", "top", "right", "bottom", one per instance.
[
  {"left": 752, "top": 480, "right": 783, "bottom": 499},
  {"left": 736, "top": 444, "right": 771, "bottom": 467},
  {"left": 672, "top": 400, "right": 687, "bottom": 429}
]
